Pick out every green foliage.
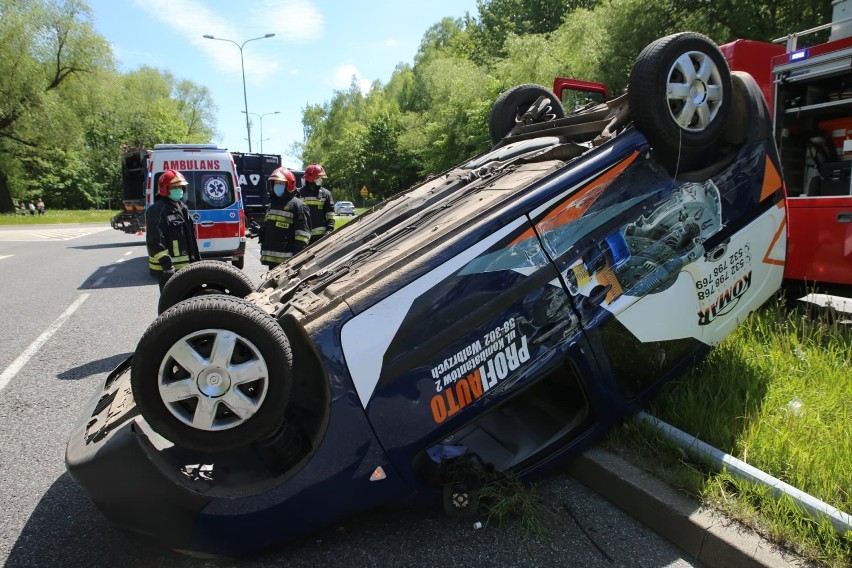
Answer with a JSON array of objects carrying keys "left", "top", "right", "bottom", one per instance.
[
  {"left": 609, "top": 295, "right": 852, "bottom": 567},
  {"left": 0, "top": 208, "right": 116, "bottom": 224},
  {"left": 478, "top": 473, "right": 555, "bottom": 542},
  {"left": 0, "top": 0, "right": 217, "bottom": 213}
]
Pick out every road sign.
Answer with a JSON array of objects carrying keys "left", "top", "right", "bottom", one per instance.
[{"left": 360, "top": 185, "right": 368, "bottom": 197}]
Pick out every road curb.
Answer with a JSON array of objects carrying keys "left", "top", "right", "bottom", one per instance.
[{"left": 567, "top": 446, "right": 806, "bottom": 568}]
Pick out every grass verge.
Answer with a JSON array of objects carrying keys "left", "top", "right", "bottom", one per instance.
[
  {"left": 0, "top": 209, "right": 117, "bottom": 225},
  {"left": 608, "top": 294, "right": 851, "bottom": 567}
]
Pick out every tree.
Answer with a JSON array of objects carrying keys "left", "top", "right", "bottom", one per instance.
[
  {"left": 0, "top": 0, "right": 111, "bottom": 211},
  {"left": 467, "top": 0, "right": 601, "bottom": 63},
  {"left": 675, "top": 0, "right": 833, "bottom": 44}
]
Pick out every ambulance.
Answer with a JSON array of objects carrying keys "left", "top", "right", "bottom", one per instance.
[{"left": 147, "top": 144, "right": 246, "bottom": 269}]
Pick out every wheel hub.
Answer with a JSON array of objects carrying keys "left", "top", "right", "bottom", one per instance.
[
  {"left": 689, "top": 81, "right": 707, "bottom": 104},
  {"left": 197, "top": 367, "right": 231, "bottom": 397}
]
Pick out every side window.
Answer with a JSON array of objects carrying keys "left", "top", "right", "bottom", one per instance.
[{"left": 191, "top": 172, "right": 235, "bottom": 209}]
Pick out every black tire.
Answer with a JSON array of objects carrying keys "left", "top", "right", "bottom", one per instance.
[
  {"left": 232, "top": 256, "right": 245, "bottom": 270},
  {"left": 158, "top": 259, "right": 255, "bottom": 314},
  {"left": 131, "top": 295, "right": 293, "bottom": 452},
  {"left": 629, "top": 32, "right": 732, "bottom": 157},
  {"left": 489, "top": 84, "right": 565, "bottom": 145}
]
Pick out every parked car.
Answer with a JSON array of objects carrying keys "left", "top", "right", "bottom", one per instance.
[
  {"left": 66, "top": 33, "right": 787, "bottom": 557},
  {"left": 334, "top": 200, "right": 356, "bottom": 215}
]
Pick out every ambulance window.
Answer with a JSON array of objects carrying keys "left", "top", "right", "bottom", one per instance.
[{"left": 189, "top": 172, "right": 235, "bottom": 209}]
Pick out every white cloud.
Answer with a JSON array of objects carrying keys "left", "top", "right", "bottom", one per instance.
[
  {"left": 133, "top": 0, "right": 322, "bottom": 82},
  {"left": 253, "top": 0, "right": 324, "bottom": 42},
  {"left": 385, "top": 38, "right": 398, "bottom": 47},
  {"left": 329, "top": 64, "right": 372, "bottom": 92}
]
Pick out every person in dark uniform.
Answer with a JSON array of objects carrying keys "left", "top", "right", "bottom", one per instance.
[
  {"left": 300, "top": 163, "right": 335, "bottom": 244},
  {"left": 146, "top": 169, "right": 200, "bottom": 291},
  {"left": 259, "top": 166, "right": 311, "bottom": 268}
]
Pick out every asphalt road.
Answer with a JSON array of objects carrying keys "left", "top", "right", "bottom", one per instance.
[{"left": 0, "top": 223, "right": 702, "bottom": 568}]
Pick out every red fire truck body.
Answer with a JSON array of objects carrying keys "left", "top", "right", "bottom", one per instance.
[{"left": 722, "top": 2, "right": 852, "bottom": 292}]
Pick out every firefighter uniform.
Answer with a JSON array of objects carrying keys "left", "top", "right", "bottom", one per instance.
[
  {"left": 300, "top": 182, "right": 335, "bottom": 244},
  {"left": 259, "top": 192, "right": 311, "bottom": 268},
  {"left": 146, "top": 197, "right": 200, "bottom": 290}
]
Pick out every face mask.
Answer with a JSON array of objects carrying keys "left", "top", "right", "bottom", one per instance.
[
  {"left": 273, "top": 184, "right": 286, "bottom": 197},
  {"left": 315, "top": 178, "right": 324, "bottom": 187},
  {"left": 168, "top": 188, "right": 184, "bottom": 201}
]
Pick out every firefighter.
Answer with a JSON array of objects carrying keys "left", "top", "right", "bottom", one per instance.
[
  {"left": 300, "top": 163, "right": 335, "bottom": 244},
  {"left": 259, "top": 166, "right": 311, "bottom": 268},
  {"left": 146, "top": 169, "right": 201, "bottom": 291}
]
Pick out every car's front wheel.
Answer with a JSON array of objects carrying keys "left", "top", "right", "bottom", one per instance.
[
  {"left": 158, "top": 259, "right": 255, "bottom": 314},
  {"left": 131, "top": 295, "right": 293, "bottom": 452}
]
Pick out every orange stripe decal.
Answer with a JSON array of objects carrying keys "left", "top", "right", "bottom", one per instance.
[
  {"left": 760, "top": 156, "right": 782, "bottom": 202},
  {"left": 762, "top": 214, "right": 786, "bottom": 267}
]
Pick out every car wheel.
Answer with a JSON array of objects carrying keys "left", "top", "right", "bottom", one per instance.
[
  {"left": 232, "top": 256, "right": 245, "bottom": 270},
  {"left": 131, "top": 295, "right": 293, "bottom": 452},
  {"left": 158, "top": 259, "right": 255, "bottom": 314},
  {"left": 489, "top": 83, "right": 565, "bottom": 145},
  {"left": 629, "top": 32, "right": 732, "bottom": 160}
]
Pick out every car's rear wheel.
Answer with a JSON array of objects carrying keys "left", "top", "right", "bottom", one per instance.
[
  {"left": 489, "top": 83, "right": 565, "bottom": 145},
  {"left": 131, "top": 295, "right": 293, "bottom": 452},
  {"left": 628, "top": 32, "right": 732, "bottom": 163},
  {"left": 158, "top": 259, "right": 255, "bottom": 314}
]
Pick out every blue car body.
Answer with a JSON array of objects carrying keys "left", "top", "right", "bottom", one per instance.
[{"left": 66, "top": 67, "right": 787, "bottom": 556}]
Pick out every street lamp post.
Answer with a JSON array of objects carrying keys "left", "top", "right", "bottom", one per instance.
[
  {"left": 202, "top": 33, "right": 275, "bottom": 152},
  {"left": 242, "top": 111, "right": 279, "bottom": 153}
]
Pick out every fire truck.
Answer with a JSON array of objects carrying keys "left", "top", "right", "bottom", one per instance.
[{"left": 722, "top": 0, "right": 852, "bottom": 295}]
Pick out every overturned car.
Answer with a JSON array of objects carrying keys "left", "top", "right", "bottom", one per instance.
[{"left": 66, "top": 33, "right": 787, "bottom": 556}]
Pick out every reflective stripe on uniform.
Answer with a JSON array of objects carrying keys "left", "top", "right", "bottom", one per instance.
[
  {"left": 266, "top": 209, "right": 294, "bottom": 221},
  {"left": 310, "top": 227, "right": 327, "bottom": 236},
  {"left": 171, "top": 240, "right": 181, "bottom": 257},
  {"left": 151, "top": 250, "right": 169, "bottom": 260},
  {"left": 149, "top": 261, "right": 164, "bottom": 271},
  {"left": 172, "top": 254, "right": 189, "bottom": 264},
  {"left": 303, "top": 198, "right": 325, "bottom": 207},
  {"left": 260, "top": 251, "right": 294, "bottom": 262}
]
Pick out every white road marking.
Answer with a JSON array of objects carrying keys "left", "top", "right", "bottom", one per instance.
[
  {"left": 124, "top": 251, "right": 132, "bottom": 256},
  {"left": 0, "top": 227, "right": 110, "bottom": 241},
  {"left": 105, "top": 267, "right": 116, "bottom": 274},
  {"left": 93, "top": 277, "right": 107, "bottom": 287},
  {"left": 0, "top": 294, "right": 90, "bottom": 393},
  {"left": 0, "top": 255, "right": 12, "bottom": 261}
]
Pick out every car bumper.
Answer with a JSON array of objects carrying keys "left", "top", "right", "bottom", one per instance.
[{"left": 66, "top": 357, "right": 415, "bottom": 556}]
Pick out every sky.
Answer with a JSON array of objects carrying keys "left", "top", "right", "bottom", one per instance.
[{"left": 87, "top": 0, "right": 481, "bottom": 167}]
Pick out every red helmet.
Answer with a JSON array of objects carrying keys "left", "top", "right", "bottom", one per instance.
[
  {"left": 303, "top": 164, "right": 328, "bottom": 183},
  {"left": 157, "top": 169, "right": 188, "bottom": 197},
  {"left": 268, "top": 167, "right": 297, "bottom": 192}
]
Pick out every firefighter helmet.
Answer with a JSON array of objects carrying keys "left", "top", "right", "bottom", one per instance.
[
  {"left": 268, "top": 167, "right": 297, "bottom": 192},
  {"left": 303, "top": 164, "right": 328, "bottom": 183},
  {"left": 157, "top": 169, "right": 188, "bottom": 197}
]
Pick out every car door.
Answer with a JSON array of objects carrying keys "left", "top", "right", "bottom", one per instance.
[
  {"left": 529, "top": 146, "right": 785, "bottom": 402},
  {"left": 341, "top": 208, "right": 603, "bottom": 484}
]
